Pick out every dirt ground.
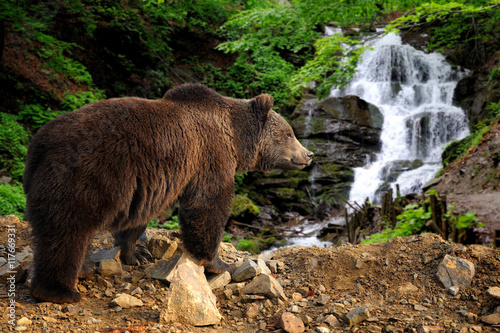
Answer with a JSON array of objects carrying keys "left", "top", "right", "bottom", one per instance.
[{"left": 2, "top": 216, "right": 500, "bottom": 333}]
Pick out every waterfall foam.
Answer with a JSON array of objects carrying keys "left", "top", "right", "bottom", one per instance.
[{"left": 332, "top": 32, "right": 470, "bottom": 205}]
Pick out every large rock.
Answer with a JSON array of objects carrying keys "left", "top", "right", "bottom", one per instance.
[
  {"left": 436, "top": 255, "right": 475, "bottom": 289},
  {"left": 160, "top": 255, "right": 221, "bottom": 326}
]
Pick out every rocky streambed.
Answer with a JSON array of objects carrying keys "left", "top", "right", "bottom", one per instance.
[{"left": 2, "top": 215, "right": 500, "bottom": 333}]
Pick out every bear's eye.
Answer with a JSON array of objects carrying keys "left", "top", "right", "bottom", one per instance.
[{"left": 286, "top": 132, "right": 292, "bottom": 139}]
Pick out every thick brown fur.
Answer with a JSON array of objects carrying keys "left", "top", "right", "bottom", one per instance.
[{"left": 23, "top": 84, "right": 313, "bottom": 303}]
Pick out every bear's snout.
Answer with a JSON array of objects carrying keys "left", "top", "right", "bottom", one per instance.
[{"left": 306, "top": 150, "right": 314, "bottom": 164}]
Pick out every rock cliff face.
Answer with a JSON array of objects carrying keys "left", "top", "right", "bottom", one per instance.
[{"left": 246, "top": 94, "right": 382, "bottom": 215}]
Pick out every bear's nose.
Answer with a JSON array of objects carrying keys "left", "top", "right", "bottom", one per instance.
[{"left": 306, "top": 151, "right": 314, "bottom": 160}]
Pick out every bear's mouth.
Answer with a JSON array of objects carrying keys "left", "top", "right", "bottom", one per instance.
[{"left": 291, "top": 159, "right": 310, "bottom": 167}]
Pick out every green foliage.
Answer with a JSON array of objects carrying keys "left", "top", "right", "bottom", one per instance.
[
  {"left": 17, "top": 103, "right": 61, "bottom": 129},
  {"left": 234, "top": 173, "right": 247, "bottom": 194},
  {"left": 386, "top": 1, "right": 500, "bottom": 53},
  {"left": 62, "top": 91, "right": 104, "bottom": 111},
  {"left": 36, "top": 33, "right": 94, "bottom": 86},
  {"left": 235, "top": 238, "right": 260, "bottom": 253},
  {"left": 0, "top": 113, "right": 29, "bottom": 181},
  {"left": 231, "top": 194, "right": 259, "bottom": 219},
  {"left": 362, "top": 204, "right": 432, "bottom": 244},
  {"left": 290, "top": 33, "right": 367, "bottom": 98},
  {"left": 148, "top": 215, "right": 180, "bottom": 229},
  {"left": 0, "top": 183, "right": 26, "bottom": 219}
]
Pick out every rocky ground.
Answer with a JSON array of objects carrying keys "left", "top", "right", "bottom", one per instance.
[{"left": 1, "top": 214, "right": 500, "bottom": 333}]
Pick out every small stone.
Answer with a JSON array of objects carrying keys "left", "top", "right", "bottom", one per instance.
[
  {"left": 148, "top": 237, "right": 178, "bottom": 260},
  {"left": 257, "top": 259, "right": 272, "bottom": 275},
  {"left": 241, "top": 274, "right": 287, "bottom": 301},
  {"left": 232, "top": 259, "right": 262, "bottom": 282},
  {"left": 223, "top": 289, "right": 233, "bottom": 299},
  {"left": 207, "top": 271, "right": 231, "bottom": 290},
  {"left": 292, "top": 292, "right": 303, "bottom": 302},
  {"left": 436, "top": 255, "right": 475, "bottom": 289},
  {"left": 316, "top": 294, "right": 330, "bottom": 306},
  {"left": 346, "top": 307, "right": 370, "bottom": 326},
  {"left": 301, "top": 314, "right": 313, "bottom": 325},
  {"left": 246, "top": 303, "right": 260, "bottom": 318},
  {"left": 447, "top": 286, "right": 459, "bottom": 296},
  {"left": 131, "top": 271, "right": 146, "bottom": 283},
  {"left": 481, "top": 313, "right": 500, "bottom": 325},
  {"left": 267, "top": 260, "right": 278, "bottom": 274},
  {"left": 61, "top": 305, "right": 80, "bottom": 315},
  {"left": 355, "top": 259, "right": 363, "bottom": 268},
  {"left": 16, "top": 317, "right": 32, "bottom": 326},
  {"left": 241, "top": 294, "right": 266, "bottom": 302},
  {"left": 277, "top": 312, "right": 305, "bottom": 333},
  {"left": 323, "top": 314, "right": 340, "bottom": 327},
  {"left": 110, "top": 294, "right": 143, "bottom": 308},
  {"left": 414, "top": 304, "right": 428, "bottom": 311},
  {"left": 416, "top": 326, "right": 444, "bottom": 333},
  {"left": 130, "top": 287, "right": 143, "bottom": 296},
  {"left": 318, "top": 285, "right": 326, "bottom": 293},
  {"left": 316, "top": 327, "right": 330, "bottom": 333},
  {"left": 289, "top": 305, "right": 301, "bottom": 313},
  {"left": 226, "top": 282, "right": 246, "bottom": 290},
  {"left": 99, "top": 259, "right": 123, "bottom": 276},
  {"left": 487, "top": 287, "right": 500, "bottom": 299},
  {"left": 97, "top": 276, "right": 113, "bottom": 289},
  {"left": 398, "top": 282, "right": 418, "bottom": 293}
]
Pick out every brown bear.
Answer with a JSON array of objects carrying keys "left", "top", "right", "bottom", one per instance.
[{"left": 23, "top": 83, "right": 313, "bottom": 304}]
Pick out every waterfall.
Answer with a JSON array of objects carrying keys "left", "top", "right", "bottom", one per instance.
[{"left": 332, "top": 33, "right": 470, "bottom": 204}]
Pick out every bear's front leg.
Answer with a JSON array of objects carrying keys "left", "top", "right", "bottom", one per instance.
[
  {"left": 114, "top": 225, "right": 152, "bottom": 265},
  {"left": 178, "top": 191, "right": 236, "bottom": 274}
]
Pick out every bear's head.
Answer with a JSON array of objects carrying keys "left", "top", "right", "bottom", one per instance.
[{"left": 252, "top": 94, "right": 314, "bottom": 173}]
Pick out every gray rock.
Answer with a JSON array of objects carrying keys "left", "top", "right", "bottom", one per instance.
[
  {"left": 207, "top": 271, "right": 231, "bottom": 290},
  {"left": 90, "top": 247, "right": 121, "bottom": 263},
  {"left": 160, "top": 255, "right": 221, "bottom": 326},
  {"left": 98, "top": 259, "right": 123, "bottom": 276},
  {"left": 232, "top": 259, "right": 262, "bottom": 282},
  {"left": 315, "top": 294, "right": 330, "bottom": 306},
  {"left": 241, "top": 274, "right": 288, "bottom": 301},
  {"left": 346, "top": 307, "right": 370, "bottom": 326},
  {"left": 277, "top": 312, "right": 305, "bottom": 333},
  {"left": 436, "top": 255, "right": 475, "bottom": 289},
  {"left": 110, "top": 294, "right": 143, "bottom": 308},
  {"left": 144, "top": 254, "right": 182, "bottom": 282}
]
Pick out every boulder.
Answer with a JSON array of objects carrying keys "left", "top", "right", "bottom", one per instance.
[
  {"left": 436, "top": 255, "right": 475, "bottom": 289},
  {"left": 160, "top": 255, "right": 221, "bottom": 326}
]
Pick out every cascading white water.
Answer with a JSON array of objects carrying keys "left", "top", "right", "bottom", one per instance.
[{"left": 332, "top": 32, "right": 470, "bottom": 204}]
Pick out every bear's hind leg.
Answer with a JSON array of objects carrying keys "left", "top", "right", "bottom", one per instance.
[
  {"left": 114, "top": 225, "right": 152, "bottom": 266},
  {"left": 30, "top": 227, "right": 92, "bottom": 304}
]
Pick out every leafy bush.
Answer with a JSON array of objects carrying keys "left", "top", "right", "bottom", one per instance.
[
  {"left": 236, "top": 238, "right": 260, "bottom": 253},
  {"left": 362, "top": 204, "right": 432, "bottom": 244},
  {"left": 0, "top": 183, "right": 26, "bottom": 219},
  {"left": 17, "top": 103, "right": 61, "bottom": 129},
  {"left": 0, "top": 113, "right": 29, "bottom": 181}
]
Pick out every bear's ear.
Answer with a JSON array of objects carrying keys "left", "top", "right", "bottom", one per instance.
[{"left": 251, "top": 94, "right": 274, "bottom": 122}]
